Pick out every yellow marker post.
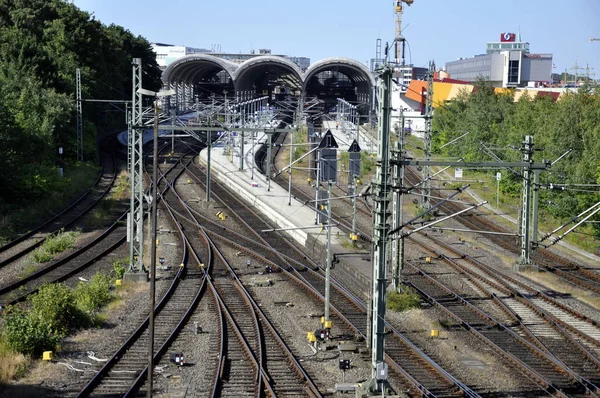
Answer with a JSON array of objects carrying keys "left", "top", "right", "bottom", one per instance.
[{"left": 42, "top": 351, "right": 52, "bottom": 361}]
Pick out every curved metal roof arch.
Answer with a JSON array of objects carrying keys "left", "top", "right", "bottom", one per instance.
[
  {"left": 234, "top": 55, "right": 304, "bottom": 90},
  {"left": 303, "top": 57, "right": 376, "bottom": 90},
  {"left": 162, "top": 54, "right": 238, "bottom": 84}
]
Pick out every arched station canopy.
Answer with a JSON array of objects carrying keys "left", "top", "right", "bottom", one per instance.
[
  {"left": 234, "top": 55, "right": 303, "bottom": 99},
  {"left": 162, "top": 54, "right": 237, "bottom": 100},
  {"left": 161, "top": 54, "right": 374, "bottom": 112},
  {"left": 304, "top": 57, "right": 375, "bottom": 113}
]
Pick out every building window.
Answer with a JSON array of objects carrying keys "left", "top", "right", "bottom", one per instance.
[{"left": 508, "top": 60, "right": 519, "bottom": 84}]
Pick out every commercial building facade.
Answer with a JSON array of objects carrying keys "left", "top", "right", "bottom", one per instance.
[{"left": 444, "top": 33, "right": 552, "bottom": 88}]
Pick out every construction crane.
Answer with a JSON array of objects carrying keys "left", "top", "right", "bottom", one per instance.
[{"left": 394, "top": 0, "right": 414, "bottom": 65}]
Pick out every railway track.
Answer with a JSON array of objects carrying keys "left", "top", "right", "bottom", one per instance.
[
  {"left": 76, "top": 150, "right": 205, "bottom": 397},
  {"left": 404, "top": 166, "right": 600, "bottom": 295},
  {"left": 181, "top": 154, "right": 481, "bottom": 397},
  {"left": 141, "top": 149, "right": 320, "bottom": 396},
  {"left": 410, "top": 235, "right": 600, "bottom": 391},
  {"left": 0, "top": 149, "right": 117, "bottom": 269}
]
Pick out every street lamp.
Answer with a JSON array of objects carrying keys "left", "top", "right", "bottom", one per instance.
[{"left": 137, "top": 87, "right": 174, "bottom": 398}]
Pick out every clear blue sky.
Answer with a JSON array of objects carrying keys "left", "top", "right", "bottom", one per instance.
[{"left": 73, "top": 0, "right": 600, "bottom": 78}]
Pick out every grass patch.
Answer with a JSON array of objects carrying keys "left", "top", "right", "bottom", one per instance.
[
  {"left": 521, "top": 270, "right": 600, "bottom": 309},
  {"left": 0, "top": 161, "right": 99, "bottom": 244},
  {"left": 31, "top": 229, "right": 78, "bottom": 263},
  {"left": 0, "top": 339, "right": 28, "bottom": 383},
  {"left": 87, "top": 197, "right": 118, "bottom": 227},
  {"left": 387, "top": 285, "right": 421, "bottom": 312},
  {"left": 111, "top": 171, "right": 130, "bottom": 201}
]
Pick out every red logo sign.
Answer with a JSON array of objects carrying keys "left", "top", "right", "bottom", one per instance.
[{"left": 500, "top": 33, "right": 516, "bottom": 42}]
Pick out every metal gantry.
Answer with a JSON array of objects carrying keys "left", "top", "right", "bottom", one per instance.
[
  {"left": 520, "top": 136, "right": 534, "bottom": 265},
  {"left": 365, "top": 65, "right": 393, "bottom": 394},
  {"left": 128, "top": 58, "right": 145, "bottom": 274},
  {"left": 391, "top": 109, "right": 405, "bottom": 290},
  {"left": 420, "top": 60, "right": 435, "bottom": 210}
]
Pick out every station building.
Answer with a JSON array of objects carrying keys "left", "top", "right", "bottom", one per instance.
[
  {"left": 444, "top": 32, "right": 553, "bottom": 88},
  {"left": 152, "top": 43, "right": 311, "bottom": 71}
]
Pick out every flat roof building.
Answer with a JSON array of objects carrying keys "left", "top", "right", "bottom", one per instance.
[
  {"left": 444, "top": 32, "right": 552, "bottom": 88},
  {"left": 152, "top": 43, "right": 310, "bottom": 71}
]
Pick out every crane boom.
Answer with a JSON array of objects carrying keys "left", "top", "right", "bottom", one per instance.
[{"left": 394, "top": 0, "right": 414, "bottom": 65}]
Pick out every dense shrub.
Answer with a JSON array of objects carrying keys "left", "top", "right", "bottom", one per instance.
[
  {"left": 74, "top": 273, "right": 113, "bottom": 314},
  {"left": 387, "top": 286, "right": 421, "bottom": 312},
  {"left": 1, "top": 308, "right": 60, "bottom": 355},
  {"left": 1, "top": 274, "right": 115, "bottom": 355},
  {"left": 112, "top": 257, "right": 128, "bottom": 279},
  {"left": 30, "top": 283, "right": 89, "bottom": 335}
]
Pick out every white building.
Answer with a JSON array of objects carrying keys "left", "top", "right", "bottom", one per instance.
[{"left": 151, "top": 43, "right": 211, "bottom": 69}]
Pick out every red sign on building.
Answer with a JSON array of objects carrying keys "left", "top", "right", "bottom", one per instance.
[{"left": 500, "top": 33, "right": 516, "bottom": 42}]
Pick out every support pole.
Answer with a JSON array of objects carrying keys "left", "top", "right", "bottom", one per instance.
[
  {"left": 365, "top": 65, "right": 393, "bottom": 394},
  {"left": 519, "top": 136, "right": 534, "bottom": 265},
  {"left": 288, "top": 127, "right": 293, "bottom": 206},
  {"left": 147, "top": 100, "right": 159, "bottom": 398},
  {"left": 267, "top": 131, "right": 272, "bottom": 192},
  {"left": 420, "top": 61, "right": 435, "bottom": 210},
  {"left": 128, "top": 58, "right": 145, "bottom": 274},
  {"left": 76, "top": 68, "right": 83, "bottom": 162},
  {"left": 324, "top": 182, "right": 333, "bottom": 323},
  {"left": 206, "top": 133, "right": 211, "bottom": 202},
  {"left": 532, "top": 170, "right": 541, "bottom": 243},
  {"left": 391, "top": 113, "right": 405, "bottom": 290}
]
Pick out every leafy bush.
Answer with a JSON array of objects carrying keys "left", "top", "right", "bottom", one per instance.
[
  {"left": 1, "top": 307, "right": 60, "bottom": 356},
  {"left": 74, "top": 273, "right": 113, "bottom": 315},
  {"left": 387, "top": 286, "right": 421, "bottom": 312},
  {"left": 112, "top": 257, "right": 128, "bottom": 279},
  {"left": 31, "top": 229, "right": 78, "bottom": 263},
  {"left": 30, "top": 283, "right": 88, "bottom": 335}
]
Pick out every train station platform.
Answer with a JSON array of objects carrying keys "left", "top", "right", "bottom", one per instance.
[{"left": 198, "top": 128, "right": 374, "bottom": 298}]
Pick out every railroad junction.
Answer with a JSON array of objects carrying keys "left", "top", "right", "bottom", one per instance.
[{"left": 1, "top": 60, "right": 600, "bottom": 398}]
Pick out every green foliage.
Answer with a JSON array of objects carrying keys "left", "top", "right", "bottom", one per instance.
[
  {"left": 112, "top": 257, "right": 128, "bottom": 279},
  {"left": 433, "top": 81, "right": 600, "bottom": 239},
  {"left": 30, "top": 283, "right": 88, "bottom": 335},
  {"left": 1, "top": 307, "right": 60, "bottom": 356},
  {"left": 74, "top": 273, "right": 113, "bottom": 315},
  {"left": 0, "top": 0, "right": 161, "bottom": 205},
  {"left": 31, "top": 229, "right": 78, "bottom": 263},
  {"left": 387, "top": 286, "right": 421, "bottom": 312},
  {"left": 112, "top": 171, "right": 130, "bottom": 200},
  {"left": 360, "top": 152, "right": 374, "bottom": 174},
  {"left": 292, "top": 126, "right": 308, "bottom": 160},
  {"left": 0, "top": 161, "right": 98, "bottom": 244},
  {"left": 1, "top": 274, "right": 115, "bottom": 355}
]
